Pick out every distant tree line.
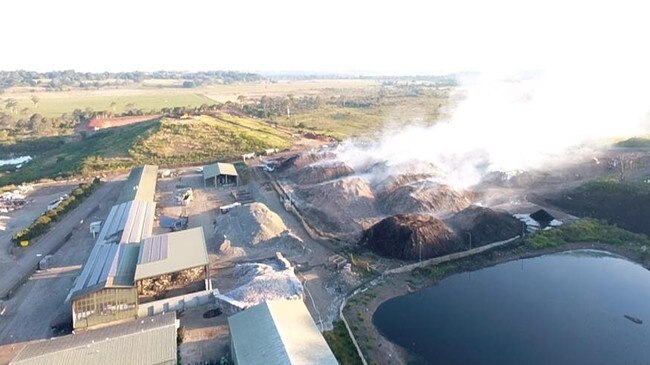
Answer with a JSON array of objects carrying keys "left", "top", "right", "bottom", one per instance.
[{"left": 0, "top": 70, "right": 265, "bottom": 91}]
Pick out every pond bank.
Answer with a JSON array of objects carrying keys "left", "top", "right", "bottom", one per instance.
[{"left": 344, "top": 240, "right": 650, "bottom": 365}]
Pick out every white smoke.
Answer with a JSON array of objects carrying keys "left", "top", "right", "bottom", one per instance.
[{"left": 335, "top": 68, "right": 650, "bottom": 189}]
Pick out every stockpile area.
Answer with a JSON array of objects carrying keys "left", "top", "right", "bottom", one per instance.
[
  {"left": 223, "top": 257, "right": 304, "bottom": 307},
  {"left": 293, "top": 177, "right": 379, "bottom": 239},
  {"left": 375, "top": 175, "right": 471, "bottom": 215},
  {"left": 445, "top": 206, "right": 522, "bottom": 245},
  {"left": 215, "top": 202, "right": 302, "bottom": 246},
  {"left": 279, "top": 152, "right": 474, "bottom": 242},
  {"left": 359, "top": 214, "right": 462, "bottom": 260},
  {"left": 549, "top": 180, "right": 650, "bottom": 236},
  {"left": 359, "top": 206, "right": 522, "bottom": 260},
  {"left": 288, "top": 161, "right": 355, "bottom": 185}
]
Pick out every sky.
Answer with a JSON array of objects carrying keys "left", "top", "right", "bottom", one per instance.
[{"left": 1, "top": 0, "right": 648, "bottom": 74}]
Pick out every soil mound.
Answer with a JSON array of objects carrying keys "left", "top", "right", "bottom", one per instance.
[
  {"left": 294, "top": 177, "right": 378, "bottom": 239},
  {"left": 277, "top": 151, "right": 335, "bottom": 172},
  {"left": 290, "top": 161, "right": 355, "bottom": 185},
  {"left": 377, "top": 176, "right": 471, "bottom": 215},
  {"left": 445, "top": 206, "right": 522, "bottom": 245},
  {"left": 216, "top": 202, "right": 291, "bottom": 246},
  {"left": 360, "top": 214, "right": 462, "bottom": 260},
  {"left": 549, "top": 182, "right": 650, "bottom": 236}
]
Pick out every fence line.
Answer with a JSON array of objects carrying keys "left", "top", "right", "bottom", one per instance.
[{"left": 384, "top": 235, "right": 521, "bottom": 275}]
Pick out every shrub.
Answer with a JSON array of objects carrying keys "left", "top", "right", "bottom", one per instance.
[
  {"left": 12, "top": 178, "right": 100, "bottom": 245},
  {"left": 526, "top": 219, "right": 650, "bottom": 250}
]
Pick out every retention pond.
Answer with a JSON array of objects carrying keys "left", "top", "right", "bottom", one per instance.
[{"left": 373, "top": 250, "right": 650, "bottom": 365}]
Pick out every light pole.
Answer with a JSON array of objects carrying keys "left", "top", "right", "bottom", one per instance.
[{"left": 466, "top": 232, "right": 472, "bottom": 250}]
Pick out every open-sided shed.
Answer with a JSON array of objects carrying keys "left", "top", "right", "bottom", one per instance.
[{"left": 203, "top": 162, "right": 238, "bottom": 187}]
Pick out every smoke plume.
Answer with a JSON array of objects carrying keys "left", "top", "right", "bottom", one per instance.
[{"left": 335, "top": 68, "right": 650, "bottom": 189}]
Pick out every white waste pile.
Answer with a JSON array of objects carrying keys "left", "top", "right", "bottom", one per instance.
[
  {"left": 224, "top": 259, "right": 304, "bottom": 307},
  {"left": 514, "top": 214, "right": 563, "bottom": 232}
]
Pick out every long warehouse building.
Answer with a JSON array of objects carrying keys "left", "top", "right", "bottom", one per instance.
[{"left": 67, "top": 165, "right": 211, "bottom": 330}]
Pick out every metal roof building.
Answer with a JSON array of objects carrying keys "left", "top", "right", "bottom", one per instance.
[
  {"left": 66, "top": 243, "right": 141, "bottom": 301},
  {"left": 10, "top": 312, "right": 178, "bottom": 365},
  {"left": 203, "top": 162, "right": 238, "bottom": 187},
  {"left": 116, "top": 165, "right": 158, "bottom": 204},
  {"left": 135, "top": 227, "right": 209, "bottom": 281},
  {"left": 95, "top": 200, "right": 156, "bottom": 245},
  {"left": 228, "top": 299, "right": 339, "bottom": 365}
]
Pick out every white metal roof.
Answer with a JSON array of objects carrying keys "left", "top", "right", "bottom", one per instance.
[
  {"left": 134, "top": 227, "right": 209, "bottom": 281},
  {"left": 228, "top": 299, "right": 338, "bottom": 365},
  {"left": 203, "top": 162, "right": 238, "bottom": 180},
  {"left": 96, "top": 200, "right": 156, "bottom": 245}
]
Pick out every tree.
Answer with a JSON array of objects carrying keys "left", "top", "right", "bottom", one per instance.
[
  {"left": 4, "top": 98, "right": 17, "bottom": 114},
  {"left": 610, "top": 154, "right": 640, "bottom": 182},
  {"left": 30, "top": 95, "right": 40, "bottom": 109}
]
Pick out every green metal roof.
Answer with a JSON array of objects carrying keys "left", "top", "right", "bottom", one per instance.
[
  {"left": 228, "top": 299, "right": 339, "bottom": 365},
  {"left": 117, "top": 165, "right": 158, "bottom": 204},
  {"left": 10, "top": 312, "right": 177, "bottom": 365},
  {"left": 203, "top": 162, "right": 238, "bottom": 180},
  {"left": 134, "top": 227, "right": 209, "bottom": 281}
]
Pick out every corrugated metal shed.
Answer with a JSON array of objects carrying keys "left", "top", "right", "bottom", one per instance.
[
  {"left": 134, "top": 227, "right": 209, "bottom": 281},
  {"left": 96, "top": 200, "right": 156, "bottom": 245},
  {"left": 203, "top": 162, "right": 238, "bottom": 180},
  {"left": 229, "top": 299, "right": 339, "bottom": 365},
  {"left": 9, "top": 312, "right": 177, "bottom": 365},
  {"left": 116, "top": 165, "right": 158, "bottom": 204},
  {"left": 66, "top": 243, "right": 141, "bottom": 301}
]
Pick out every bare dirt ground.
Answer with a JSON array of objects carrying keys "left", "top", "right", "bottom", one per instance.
[{"left": 152, "top": 156, "right": 352, "bottom": 363}]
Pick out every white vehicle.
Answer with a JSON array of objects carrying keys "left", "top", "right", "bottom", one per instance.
[
  {"left": 47, "top": 197, "right": 65, "bottom": 211},
  {"left": 220, "top": 202, "right": 241, "bottom": 214}
]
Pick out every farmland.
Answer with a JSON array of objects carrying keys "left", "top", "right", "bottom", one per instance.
[
  {"left": 0, "top": 79, "right": 379, "bottom": 117},
  {"left": 2, "top": 92, "right": 215, "bottom": 117}
]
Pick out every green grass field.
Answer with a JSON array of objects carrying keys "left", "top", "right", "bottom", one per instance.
[
  {"left": 274, "top": 95, "right": 451, "bottom": 140},
  {"left": 0, "top": 113, "right": 293, "bottom": 185},
  {"left": 4, "top": 93, "right": 215, "bottom": 117}
]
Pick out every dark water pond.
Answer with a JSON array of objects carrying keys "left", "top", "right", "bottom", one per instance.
[{"left": 373, "top": 250, "right": 650, "bottom": 365}]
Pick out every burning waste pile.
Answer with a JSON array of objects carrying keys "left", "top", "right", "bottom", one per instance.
[{"left": 275, "top": 72, "right": 649, "bottom": 260}]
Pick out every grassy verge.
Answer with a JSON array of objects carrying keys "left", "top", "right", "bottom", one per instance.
[
  {"left": 525, "top": 219, "right": 650, "bottom": 249},
  {"left": 323, "top": 320, "right": 364, "bottom": 365}
]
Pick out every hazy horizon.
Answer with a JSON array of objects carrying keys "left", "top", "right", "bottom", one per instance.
[{"left": 2, "top": 0, "right": 648, "bottom": 75}]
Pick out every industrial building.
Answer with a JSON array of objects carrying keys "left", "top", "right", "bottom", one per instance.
[
  {"left": 203, "top": 162, "right": 238, "bottom": 187},
  {"left": 9, "top": 312, "right": 178, "bottom": 365},
  {"left": 67, "top": 165, "right": 211, "bottom": 330},
  {"left": 116, "top": 165, "right": 159, "bottom": 204},
  {"left": 228, "top": 299, "right": 339, "bottom": 365}
]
